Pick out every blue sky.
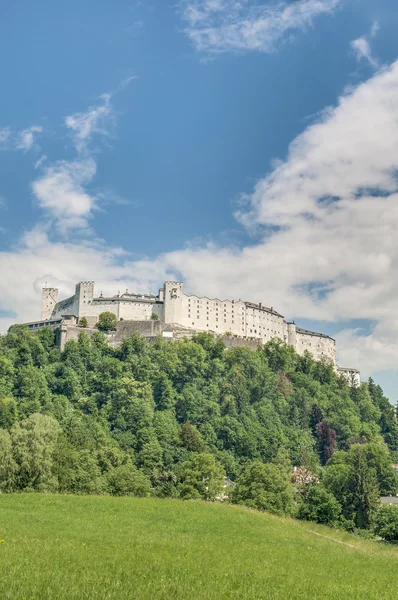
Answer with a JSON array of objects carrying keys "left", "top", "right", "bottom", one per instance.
[{"left": 1, "top": 0, "right": 398, "bottom": 401}]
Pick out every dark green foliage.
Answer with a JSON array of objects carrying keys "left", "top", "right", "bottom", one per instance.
[
  {"left": 298, "top": 485, "right": 342, "bottom": 526},
  {"left": 373, "top": 504, "right": 398, "bottom": 541},
  {"left": 97, "top": 312, "right": 118, "bottom": 332},
  {"left": 0, "top": 326, "right": 396, "bottom": 525},
  {"left": 180, "top": 421, "right": 206, "bottom": 452},
  {"left": 324, "top": 444, "right": 384, "bottom": 529},
  {"left": 316, "top": 420, "right": 336, "bottom": 465},
  {"left": 79, "top": 317, "right": 88, "bottom": 328},
  {"left": 232, "top": 461, "right": 295, "bottom": 515}
]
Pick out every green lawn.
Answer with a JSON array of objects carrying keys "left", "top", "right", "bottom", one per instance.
[{"left": 1, "top": 495, "right": 398, "bottom": 599}]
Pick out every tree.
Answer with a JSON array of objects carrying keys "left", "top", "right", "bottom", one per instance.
[
  {"left": 373, "top": 504, "right": 398, "bottom": 541},
  {"left": 11, "top": 413, "right": 61, "bottom": 491},
  {"left": 151, "top": 313, "right": 159, "bottom": 321},
  {"left": 79, "top": 317, "right": 88, "bottom": 328},
  {"left": 97, "top": 312, "right": 118, "bottom": 332},
  {"left": 232, "top": 461, "right": 295, "bottom": 516},
  {"left": 324, "top": 445, "right": 380, "bottom": 529},
  {"left": 0, "top": 429, "right": 16, "bottom": 491},
  {"left": 316, "top": 420, "right": 337, "bottom": 465},
  {"left": 298, "top": 485, "right": 342, "bottom": 526},
  {"left": 180, "top": 422, "right": 206, "bottom": 453},
  {"left": 177, "top": 453, "right": 225, "bottom": 500},
  {"left": 106, "top": 464, "right": 151, "bottom": 497}
]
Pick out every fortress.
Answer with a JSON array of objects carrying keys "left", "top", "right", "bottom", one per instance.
[{"left": 35, "top": 280, "right": 359, "bottom": 383}]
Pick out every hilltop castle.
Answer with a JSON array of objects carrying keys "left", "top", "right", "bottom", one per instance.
[
  {"left": 6, "top": 279, "right": 359, "bottom": 383},
  {"left": 38, "top": 281, "right": 359, "bottom": 380}
]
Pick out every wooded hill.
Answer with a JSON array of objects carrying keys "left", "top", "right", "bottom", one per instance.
[{"left": 0, "top": 326, "right": 397, "bottom": 533}]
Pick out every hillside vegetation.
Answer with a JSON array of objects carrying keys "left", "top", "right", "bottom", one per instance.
[
  {"left": 1, "top": 494, "right": 398, "bottom": 600},
  {"left": 0, "top": 327, "right": 398, "bottom": 534}
]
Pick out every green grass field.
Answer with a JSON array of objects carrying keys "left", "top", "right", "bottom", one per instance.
[{"left": 1, "top": 495, "right": 398, "bottom": 599}]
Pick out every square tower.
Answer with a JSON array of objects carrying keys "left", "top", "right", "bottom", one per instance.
[
  {"left": 75, "top": 281, "right": 95, "bottom": 316},
  {"left": 41, "top": 287, "right": 59, "bottom": 320}
]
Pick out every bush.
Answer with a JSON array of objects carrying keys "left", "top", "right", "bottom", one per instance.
[
  {"left": 298, "top": 485, "right": 342, "bottom": 526},
  {"left": 79, "top": 317, "right": 88, "bottom": 328},
  {"left": 373, "top": 504, "right": 398, "bottom": 541},
  {"left": 232, "top": 462, "right": 295, "bottom": 516}
]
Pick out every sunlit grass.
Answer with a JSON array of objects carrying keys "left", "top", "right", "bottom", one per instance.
[{"left": 1, "top": 494, "right": 398, "bottom": 599}]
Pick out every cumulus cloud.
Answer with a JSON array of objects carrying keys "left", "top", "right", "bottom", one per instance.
[
  {"left": 31, "top": 158, "right": 98, "bottom": 232},
  {"left": 180, "top": 0, "right": 342, "bottom": 54}
]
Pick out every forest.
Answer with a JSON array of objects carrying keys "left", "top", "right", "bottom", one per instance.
[{"left": 1, "top": 325, "right": 397, "bottom": 536}]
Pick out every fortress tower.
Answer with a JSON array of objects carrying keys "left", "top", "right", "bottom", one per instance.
[
  {"left": 162, "top": 282, "right": 183, "bottom": 324},
  {"left": 41, "top": 287, "right": 59, "bottom": 320},
  {"left": 75, "top": 281, "right": 95, "bottom": 317}
]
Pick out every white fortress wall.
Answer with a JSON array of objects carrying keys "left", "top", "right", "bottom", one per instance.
[{"left": 295, "top": 327, "right": 336, "bottom": 363}]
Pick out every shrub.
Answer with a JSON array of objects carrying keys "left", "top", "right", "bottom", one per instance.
[
  {"left": 79, "top": 317, "right": 88, "bottom": 328},
  {"left": 373, "top": 504, "right": 398, "bottom": 541}
]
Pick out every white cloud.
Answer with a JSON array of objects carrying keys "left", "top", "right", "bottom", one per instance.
[
  {"left": 350, "top": 21, "right": 379, "bottom": 68},
  {"left": 34, "top": 154, "right": 47, "bottom": 169},
  {"left": 31, "top": 158, "right": 98, "bottom": 232},
  {"left": 65, "top": 93, "right": 113, "bottom": 153},
  {"left": 0, "top": 128, "right": 11, "bottom": 149},
  {"left": 16, "top": 125, "right": 43, "bottom": 152},
  {"left": 30, "top": 94, "right": 117, "bottom": 232},
  {"left": 180, "top": 0, "right": 342, "bottom": 54}
]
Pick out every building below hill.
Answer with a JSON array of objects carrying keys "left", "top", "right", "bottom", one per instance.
[{"left": 13, "top": 280, "right": 360, "bottom": 384}]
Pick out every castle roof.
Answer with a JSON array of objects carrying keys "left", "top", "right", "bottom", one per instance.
[
  {"left": 244, "top": 301, "right": 284, "bottom": 318},
  {"left": 296, "top": 327, "right": 335, "bottom": 342}
]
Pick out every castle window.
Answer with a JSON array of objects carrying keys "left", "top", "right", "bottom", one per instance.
[
  {"left": 216, "top": 318, "right": 218, "bottom": 322},
  {"left": 192, "top": 322, "right": 195, "bottom": 326},
  {"left": 207, "top": 317, "right": 209, "bottom": 320}
]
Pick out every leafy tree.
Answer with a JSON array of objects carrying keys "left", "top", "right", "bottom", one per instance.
[
  {"left": 324, "top": 445, "right": 380, "bottom": 529},
  {"left": 79, "top": 317, "right": 88, "bottom": 328},
  {"left": 177, "top": 453, "right": 225, "bottom": 500},
  {"left": 150, "top": 313, "right": 159, "bottom": 321},
  {"left": 298, "top": 485, "right": 342, "bottom": 526},
  {"left": 107, "top": 463, "right": 151, "bottom": 497},
  {"left": 232, "top": 461, "right": 295, "bottom": 516},
  {"left": 373, "top": 504, "right": 398, "bottom": 541},
  {"left": 97, "top": 312, "right": 118, "bottom": 332},
  {"left": 11, "top": 413, "right": 61, "bottom": 491}
]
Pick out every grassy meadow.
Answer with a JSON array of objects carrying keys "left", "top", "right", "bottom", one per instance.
[{"left": 1, "top": 494, "right": 398, "bottom": 599}]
